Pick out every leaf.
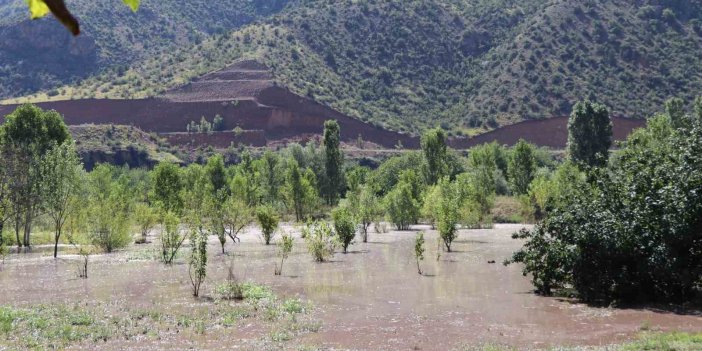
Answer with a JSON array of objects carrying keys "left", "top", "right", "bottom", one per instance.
[
  {"left": 123, "top": 0, "right": 140, "bottom": 12},
  {"left": 25, "top": 0, "right": 50, "bottom": 19}
]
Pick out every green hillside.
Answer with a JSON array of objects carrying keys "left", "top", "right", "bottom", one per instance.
[
  {"left": 0, "top": 0, "right": 292, "bottom": 98},
  {"left": 4, "top": 0, "right": 702, "bottom": 134}
]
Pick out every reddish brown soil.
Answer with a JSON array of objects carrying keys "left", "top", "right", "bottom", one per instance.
[{"left": 0, "top": 60, "right": 646, "bottom": 150}]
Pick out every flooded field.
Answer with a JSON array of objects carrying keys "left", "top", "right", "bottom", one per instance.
[{"left": 0, "top": 224, "right": 700, "bottom": 350}]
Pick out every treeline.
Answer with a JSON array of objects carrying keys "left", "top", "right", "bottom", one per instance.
[
  {"left": 0, "top": 104, "right": 554, "bottom": 259},
  {"left": 509, "top": 97, "right": 702, "bottom": 304}
]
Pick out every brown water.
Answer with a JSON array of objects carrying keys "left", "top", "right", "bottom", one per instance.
[{"left": 0, "top": 224, "right": 700, "bottom": 350}]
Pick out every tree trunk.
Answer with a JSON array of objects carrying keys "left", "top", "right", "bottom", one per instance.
[
  {"left": 14, "top": 216, "right": 21, "bottom": 250},
  {"left": 53, "top": 225, "right": 61, "bottom": 258}
]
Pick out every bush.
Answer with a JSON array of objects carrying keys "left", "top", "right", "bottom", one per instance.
[
  {"left": 303, "top": 221, "right": 338, "bottom": 262},
  {"left": 508, "top": 114, "right": 702, "bottom": 303},
  {"left": 256, "top": 206, "right": 279, "bottom": 245},
  {"left": 332, "top": 206, "right": 356, "bottom": 253}
]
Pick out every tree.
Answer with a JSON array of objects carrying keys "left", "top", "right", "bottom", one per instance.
[
  {"left": 303, "top": 221, "right": 338, "bottom": 262},
  {"left": 0, "top": 104, "right": 71, "bottom": 248},
  {"left": 437, "top": 178, "right": 460, "bottom": 252},
  {"left": 189, "top": 227, "right": 207, "bottom": 298},
  {"left": 133, "top": 203, "right": 158, "bottom": 244},
  {"left": 151, "top": 161, "right": 184, "bottom": 215},
  {"left": 421, "top": 128, "right": 448, "bottom": 185},
  {"left": 357, "top": 186, "right": 381, "bottom": 242},
  {"left": 210, "top": 197, "right": 252, "bottom": 254},
  {"left": 256, "top": 205, "right": 279, "bottom": 245},
  {"left": 665, "top": 97, "right": 687, "bottom": 129},
  {"left": 457, "top": 167, "right": 496, "bottom": 227},
  {"left": 160, "top": 211, "right": 185, "bottom": 265},
  {"left": 322, "top": 120, "right": 344, "bottom": 205},
  {"left": 85, "top": 165, "right": 134, "bottom": 253},
  {"left": 231, "top": 152, "right": 259, "bottom": 206},
  {"left": 40, "top": 141, "right": 82, "bottom": 258},
  {"left": 260, "top": 151, "right": 282, "bottom": 204},
  {"left": 275, "top": 233, "right": 294, "bottom": 276},
  {"left": 567, "top": 100, "right": 612, "bottom": 167},
  {"left": 421, "top": 185, "right": 441, "bottom": 228},
  {"left": 414, "top": 231, "right": 425, "bottom": 275},
  {"left": 284, "top": 160, "right": 317, "bottom": 222},
  {"left": 205, "top": 154, "right": 228, "bottom": 196},
  {"left": 332, "top": 206, "right": 357, "bottom": 253},
  {"left": 508, "top": 139, "right": 537, "bottom": 195},
  {"left": 385, "top": 181, "right": 420, "bottom": 231},
  {"left": 508, "top": 111, "right": 702, "bottom": 303}
]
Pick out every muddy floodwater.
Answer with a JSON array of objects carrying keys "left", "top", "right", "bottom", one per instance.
[{"left": 0, "top": 224, "right": 700, "bottom": 350}]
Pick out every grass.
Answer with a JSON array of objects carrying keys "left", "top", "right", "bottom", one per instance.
[
  {"left": 0, "top": 283, "right": 321, "bottom": 350},
  {"left": 454, "top": 332, "right": 702, "bottom": 350}
]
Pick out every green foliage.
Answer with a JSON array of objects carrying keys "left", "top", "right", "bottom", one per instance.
[
  {"left": 255, "top": 205, "right": 279, "bottom": 245},
  {"left": 356, "top": 185, "right": 381, "bottom": 242},
  {"left": 322, "top": 120, "right": 344, "bottom": 205},
  {"left": 508, "top": 110, "right": 702, "bottom": 303},
  {"left": 332, "top": 206, "right": 356, "bottom": 253},
  {"left": 40, "top": 141, "right": 82, "bottom": 257},
  {"left": 436, "top": 178, "right": 460, "bottom": 252},
  {"left": 188, "top": 227, "right": 207, "bottom": 297},
  {"left": 302, "top": 221, "right": 338, "bottom": 262},
  {"left": 369, "top": 151, "right": 424, "bottom": 196},
  {"left": 567, "top": 100, "right": 613, "bottom": 168},
  {"left": 275, "top": 232, "right": 294, "bottom": 276},
  {"left": 160, "top": 210, "right": 183, "bottom": 264},
  {"left": 421, "top": 128, "right": 448, "bottom": 185},
  {"left": 508, "top": 139, "right": 536, "bottom": 195},
  {"left": 133, "top": 202, "right": 157, "bottom": 244},
  {"left": 150, "top": 161, "right": 183, "bottom": 215},
  {"left": 414, "top": 231, "right": 425, "bottom": 275},
  {"left": 384, "top": 178, "right": 420, "bottom": 231},
  {"left": 259, "top": 150, "right": 282, "bottom": 204},
  {"left": 85, "top": 164, "right": 134, "bottom": 253}
]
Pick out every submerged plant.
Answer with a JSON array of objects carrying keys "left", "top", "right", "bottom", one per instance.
[
  {"left": 303, "top": 221, "right": 338, "bottom": 262},
  {"left": 415, "top": 231, "right": 425, "bottom": 275},
  {"left": 275, "top": 232, "right": 294, "bottom": 276}
]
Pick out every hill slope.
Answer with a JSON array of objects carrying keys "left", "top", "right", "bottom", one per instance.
[
  {"left": 0, "top": 0, "right": 292, "bottom": 98},
  {"left": 3, "top": 0, "right": 702, "bottom": 134}
]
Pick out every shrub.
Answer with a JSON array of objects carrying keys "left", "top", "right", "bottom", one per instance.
[
  {"left": 332, "top": 206, "right": 356, "bottom": 253},
  {"left": 414, "top": 231, "right": 425, "bottom": 275},
  {"left": 303, "top": 221, "right": 338, "bottom": 262},
  {"left": 508, "top": 113, "right": 702, "bottom": 303},
  {"left": 384, "top": 182, "right": 419, "bottom": 230},
  {"left": 160, "top": 211, "right": 184, "bottom": 264},
  {"left": 256, "top": 206, "right": 279, "bottom": 245},
  {"left": 275, "top": 232, "right": 294, "bottom": 276}
]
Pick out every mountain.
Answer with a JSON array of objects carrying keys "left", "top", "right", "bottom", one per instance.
[
  {"left": 0, "top": 0, "right": 292, "bottom": 98},
  {"left": 2, "top": 0, "right": 701, "bottom": 135}
]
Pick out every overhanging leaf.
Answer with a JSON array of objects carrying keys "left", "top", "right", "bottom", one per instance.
[
  {"left": 26, "top": 0, "right": 50, "bottom": 19},
  {"left": 123, "top": 0, "right": 140, "bottom": 12}
]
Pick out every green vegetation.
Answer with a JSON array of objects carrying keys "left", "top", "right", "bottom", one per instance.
[
  {"left": 275, "top": 232, "right": 294, "bottom": 276},
  {"left": 303, "top": 221, "right": 338, "bottom": 263},
  {"left": 256, "top": 205, "right": 279, "bottom": 245},
  {"left": 508, "top": 98, "right": 702, "bottom": 303},
  {"left": 331, "top": 206, "right": 356, "bottom": 254},
  {"left": 0, "top": 282, "right": 319, "bottom": 350},
  {"left": 414, "top": 231, "right": 425, "bottom": 275},
  {"left": 567, "top": 100, "right": 613, "bottom": 168},
  {"left": 10, "top": 1, "right": 702, "bottom": 135}
]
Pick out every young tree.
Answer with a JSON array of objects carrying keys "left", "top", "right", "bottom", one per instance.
[
  {"left": 231, "top": 152, "right": 260, "bottom": 206},
  {"left": 260, "top": 151, "right": 282, "bottom": 204},
  {"left": 457, "top": 167, "right": 496, "bottom": 227},
  {"left": 160, "top": 210, "right": 185, "bottom": 264},
  {"left": 210, "top": 196, "right": 252, "bottom": 254},
  {"left": 85, "top": 165, "right": 134, "bottom": 253},
  {"left": 332, "top": 206, "right": 357, "bottom": 253},
  {"left": 256, "top": 205, "right": 279, "bottom": 245},
  {"left": 508, "top": 139, "right": 537, "bottom": 195},
  {"left": 188, "top": 227, "right": 208, "bottom": 298},
  {"left": 322, "top": 120, "right": 344, "bottom": 205},
  {"left": 275, "top": 232, "right": 294, "bottom": 276},
  {"left": 421, "top": 185, "right": 441, "bottom": 228},
  {"left": 303, "top": 221, "right": 338, "bottom": 262},
  {"left": 40, "top": 141, "right": 82, "bottom": 258},
  {"left": 151, "top": 161, "right": 184, "bottom": 215},
  {"left": 0, "top": 104, "right": 71, "bottom": 248},
  {"left": 421, "top": 128, "right": 448, "bottom": 185},
  {"left": 284, "top": 160, "right": 318, "bottom": 221},
  {"left": 134, "top": 202, "right": 158, "bottom": 244},
  {"left": 415, "top": 231, "right": 425, "bottom": 275},
  {"left": 567, "top": 100, "right": 612, "bottom": 167},
  {"left": 357, "top": 186, "right": 381, "bottom": 242},
  {"left": 384, "top": 181, "right": 420, "bottom": 231},
  {"left": 437, "top": 178, "right": 460, "bottom": 252}
]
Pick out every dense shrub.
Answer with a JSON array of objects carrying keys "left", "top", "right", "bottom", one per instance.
[{"left": 508, "top": 114, "right": 702, "bottom": 303}]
